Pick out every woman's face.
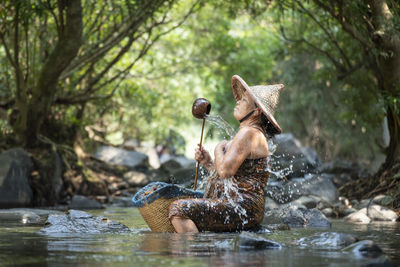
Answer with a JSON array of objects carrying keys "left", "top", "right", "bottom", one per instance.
[{"left": 233, "top": 91, "right": 255, "bottom": 121}]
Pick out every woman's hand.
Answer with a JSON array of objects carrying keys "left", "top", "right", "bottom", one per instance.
[{"left": 195, "top": 145, "right": 214, "bottom": 171}]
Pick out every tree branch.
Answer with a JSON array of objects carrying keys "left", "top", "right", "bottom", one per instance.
[
  {"left": 60, "top": 1, "right": 165, "bottom": 80},
  {"left": 0, "top": 33, "right": 16, "bottom": 68},
  {"left": 55, "top": 86, "right": 119, "bottom": 105},
  {"left": 312, "top": 0, "right": 372, "bottom": 49},
  {"left": 294, "top": 0, "right": 352, "bottom": 68},
  {"left": 280, "top": 26, "right": 347, "bottom": 73},
  {"left": 46, "top": 0, "right": 60, "bottom": 35}
]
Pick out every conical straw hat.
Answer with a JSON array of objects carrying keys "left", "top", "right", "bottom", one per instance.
[{"left": 232, "top": 75, "right": 284, "bottom": 134}]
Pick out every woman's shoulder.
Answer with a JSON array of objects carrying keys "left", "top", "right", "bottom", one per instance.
[
  {"left": 236, "top": 126, "right": 269, "bottom": 158},
  {"left": 237, "top": 126, "right": 267, "bottom": 139}
]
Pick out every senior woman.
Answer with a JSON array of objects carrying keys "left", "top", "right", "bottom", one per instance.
[{"left": 169, "top": 75, "right": 284, "bottom": 233}]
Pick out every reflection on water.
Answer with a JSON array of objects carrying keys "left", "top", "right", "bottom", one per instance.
[{"left": 0, "top": 208, "right": 399, "bottom": 266}]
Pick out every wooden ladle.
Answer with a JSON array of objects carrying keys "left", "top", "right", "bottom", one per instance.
[{"left": 192, "top": 98, "right": 211, "bottom": 190}]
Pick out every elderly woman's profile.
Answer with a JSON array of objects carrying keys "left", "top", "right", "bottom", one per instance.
[{"left": 169, "top": 75, "right": 284, "bottom": 233}]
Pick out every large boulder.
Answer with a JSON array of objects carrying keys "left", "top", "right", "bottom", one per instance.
[
  {"left": 366, "top": 204, "right": 398, "bottom": 221},
  {"left": 263, "top": 206, "right": 331, "bottom": 228},
  {"left": 344, "top": 208, "right": 372, "bottom": 224},
  {"left": 269, "top": 133, "right": 320, "bottom": 179},
  {"left": 345, "top": 205, "right": 398, "bottom": 223},
  {"left": 159, "top": 155, "right": 196, "bottom": 170},
  {"left": 159, "top": 155, "right": 196, "bottom": 185},
  {"left": 39, "top": 210, "right": 130, "bottom": 234},
  {"left": 135, "top": 146, "right": 161, "bottom": 169},
  {"left": 94, "top": 146, "right": 148, "bottom": 170},
  {"left": 318, "top": 159, "right": 362, "bottom": 177},
  {"left": 0, "top": 148, "right": 33, "bottom": 208},
  {"left": 266, "top": 174, "right": 338, "bottom": 204}
]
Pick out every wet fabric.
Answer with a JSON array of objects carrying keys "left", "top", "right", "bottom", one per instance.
[{"left": 169, "top": 157, "right": 269, "bottom": 232}]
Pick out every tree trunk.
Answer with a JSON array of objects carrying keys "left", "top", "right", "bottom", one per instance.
[
  {"left": 14, "top": 0, "right": 83, "bottom": 146},
  {"left": 369, "top": 0, "right": 400, "bottom": 167}
]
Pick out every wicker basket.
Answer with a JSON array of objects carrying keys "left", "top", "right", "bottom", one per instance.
[{"left": 132, "top": 182, "right": 203, "bottom": 232}]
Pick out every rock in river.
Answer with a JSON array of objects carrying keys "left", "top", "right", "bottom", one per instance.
[
  {"left": 295, "top": 232, "right": 358, "bottom": 249},
  {"left": 235, "top": 232, "right": 282, "bottom": 251},
  {"left": 39, "top": 210, "right": 130, "bottom": 234},
  {"left": 0, "top": 208, "right": 63, "bottom": 225},
  {"left": 263, "top": 206, "right": 331, "bottom": 228},
  {"left": 342, "top": 240, "right": 384, "bottom": 257}
]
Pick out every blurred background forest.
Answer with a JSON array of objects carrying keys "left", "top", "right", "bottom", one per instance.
[{"left": 0, "top": 0, "right": 399, "bottom": 206}]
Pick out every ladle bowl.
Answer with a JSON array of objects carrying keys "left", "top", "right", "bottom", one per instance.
[{"left": 192, "top": 98, "right": 211, "bottom": 119}]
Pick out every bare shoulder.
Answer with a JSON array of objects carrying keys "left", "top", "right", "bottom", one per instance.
[
  {"left": 236, "top": 126, "right": 265, "bottom": 140},
  {"left": 235, "top": 126, "right": 269, "bottom": 158}
]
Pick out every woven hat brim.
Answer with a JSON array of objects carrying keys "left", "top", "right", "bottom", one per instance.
[{"left": 232, "top": 75, "right": 283, "bottom": 134}]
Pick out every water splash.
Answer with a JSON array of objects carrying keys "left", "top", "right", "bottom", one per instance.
[
  {"left": 196, "top": 113, "right": 298, "bottom": 213},
  {"left": 205, "top": 114, "right": 236, "bottom": 139}
]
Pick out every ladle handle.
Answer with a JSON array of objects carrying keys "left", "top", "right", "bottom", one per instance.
[{"left": 193, "top": 118, "right": 206, "bottom": 190}]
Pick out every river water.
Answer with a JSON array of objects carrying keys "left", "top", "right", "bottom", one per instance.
[{"left": 0, "top": 208, "right": 399, "bottom": 266}]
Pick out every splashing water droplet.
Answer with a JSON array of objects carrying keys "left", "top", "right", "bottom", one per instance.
[{"left": 205, "top": 114, "right": 236, "bottom": 139}]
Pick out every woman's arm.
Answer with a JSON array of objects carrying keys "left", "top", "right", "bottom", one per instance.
[{"left": 214, "top": 128, "right": 256, "bottom": 178}]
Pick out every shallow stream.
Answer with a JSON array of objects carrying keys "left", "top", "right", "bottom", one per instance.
[{"left": 0, "top": 208, "right": 399, "bottom": 266}]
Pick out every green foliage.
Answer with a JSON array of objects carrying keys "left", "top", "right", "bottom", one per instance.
[{"left": 1, "top": 0, "right": 397, "bottom": 165}]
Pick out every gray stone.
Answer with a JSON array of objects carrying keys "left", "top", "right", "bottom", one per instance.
[
  {"left": 345, "top": 205, "right": 398, "bottom": 223},
  {"left": 169, "top": 166, "right": 196, "bottom": 185},
  {"left": 367, "top": 205, "right": 398, "bottom": 221},
  {"left": 157, "top": 155, "right": 197, "bottom": 185},
  {"left": 290, "top": 195, "right": 321, "bottom": 209},
  {"left": 160, "top": 154, "right": 196, "bottom": 168},
  {"left": 263, "top": 206, "right": 331, "bottom": 228},
  {"left": 297, "top": 175, "right": 338, "bottom": 203},
  {"left": 135, "top": 146, "right": 161, "bottom": 169},
  {"left": 0, "top": 209, "right": 40, "bottom": 224},
  {"left": 39, "top": 210, "right": 130, "bottom": 234},
  {"left": 265, "top": 197, "right": 280, "bottom": 210},
  {"left": 342, "top": 240, "right": 384, "bottom": 257},
  {"left": 0, "top": 148, "right": 33, "bottom": 207},
  {"left": 235, "top": 232, "right": 281, "bottom": 250},
  {"left": 295, "top": 232, "right": 358, "bottom": 248},
  {"left": 318, "top": 159, "right": 359, "bottom": 175},
  {"left": 94, "top": 146, "right": 148, "bottom": 169},
  {"left": 344, "top": 208, "right": 371, "bottom": 224},
  {"left": 0, "top": 208, "right": 64, "bottom": 225},
  {"left": 305, "top": 209, "right": 332, "bottom": 228},
  {"left": 123, "top": 171, "right": 149, "bottom": 186},
  {"left": 321, "top": 208, "right": 334, "bottom": 217},
  {"left": 69, "top": 195, "right": 104, "bottom": 210}
]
